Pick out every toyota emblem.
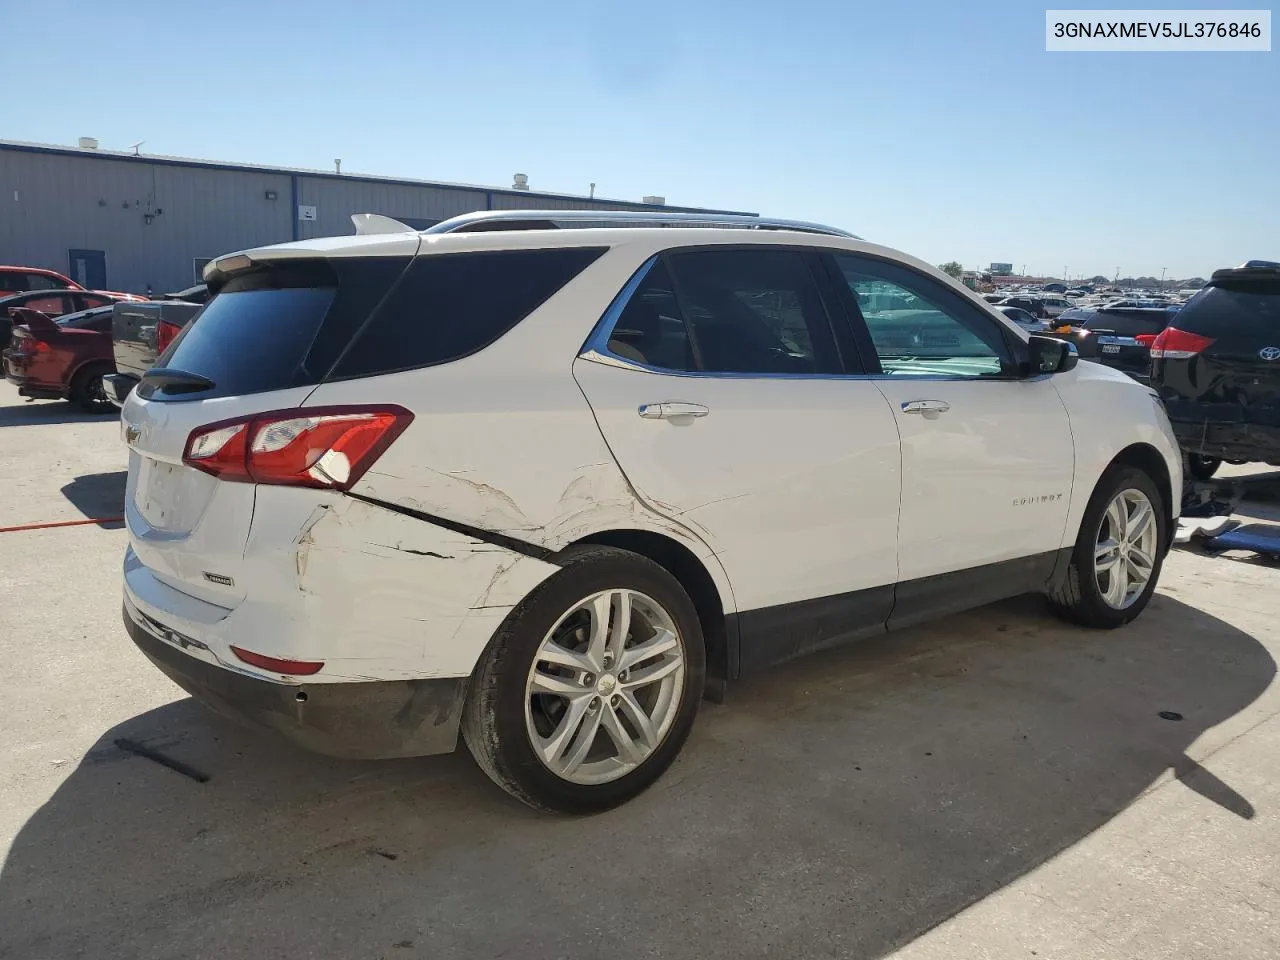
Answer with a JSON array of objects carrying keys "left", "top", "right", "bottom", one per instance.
[{"left": 1260, "top": 346, "right": 1280, "bottom": 361}]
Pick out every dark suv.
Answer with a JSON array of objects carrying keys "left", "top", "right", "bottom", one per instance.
[
  {"left": 1055, "top": 305, "right": 1174, "bottom": 383},
  {"left": 1150, "top": 260, "right": 1280, "bottom": 479}
]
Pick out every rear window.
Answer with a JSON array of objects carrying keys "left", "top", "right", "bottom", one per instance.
[
  {"left": 144, "top": 257, "right": 397, "bottom": 402},
  {"left": 58, "top": 309, "right": 113, "bottom": 331},
  {"left": 1175, "top": 282, "right": 1280, "bottom": 337},
  {"left": 328, "top": 247, "right": 605, "bottom": 379},
  {"left": 1080, "top": 310, "right": 1169, "bottom": 337}
]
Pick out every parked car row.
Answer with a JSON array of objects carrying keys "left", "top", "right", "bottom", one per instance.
[{"left": 0, "top": 266, "right": 204, "bottom": 412}]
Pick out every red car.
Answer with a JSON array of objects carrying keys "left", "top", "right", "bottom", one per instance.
[
  {"left": 3, "top": 306, "right": 117, "bottom": 412},
  {"left": 0, "top": 265, "right": 82, "bottom": 297}
]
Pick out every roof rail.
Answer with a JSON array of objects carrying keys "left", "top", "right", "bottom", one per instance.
[{"left": 419, "top": 209, "right": 860, "bottom": 239}]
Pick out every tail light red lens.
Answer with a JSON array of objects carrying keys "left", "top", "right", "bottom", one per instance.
[
  {"left": 155, "top": 319, "right": 183, "bottom": 354},
  {"left": 1135, "top": 334, "right": 1158, "bottom": 348},
  {"left": 13, "top": 337, "right": 50, "bottom": 354},
  {"left": 230, "top": 645, "right": 324, "bottom": 676},
  {"left": 183, "top": 405, "right": 413, "bottom": 490},
  {"left": 1149, "top": 327, "right": 1214, "bottom": 360}
]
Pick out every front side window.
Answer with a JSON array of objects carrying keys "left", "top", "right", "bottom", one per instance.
[
  {"left": 605, "top": 247, "right": 841, "bottom": 376},
  {"left": 834, "top": 254, "right": 1012, "bottom": 378}
]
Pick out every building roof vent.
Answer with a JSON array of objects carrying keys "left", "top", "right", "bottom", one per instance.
[
  {"left": 642, "top": 195, "right": 666, "bottom": 206},
  {"left": 78, "top": 137, "right": 99, "bottom": 150},
  {"left": 512, "top": 173, "right": 530, "bottom": 191}
]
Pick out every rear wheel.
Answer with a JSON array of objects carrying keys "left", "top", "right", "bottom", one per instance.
[
  {"left": 1048, "top": 465, "right": 1167, "bottom": 628},
  {"left": 462, "top": 546, "right": 704, "bottom": 813},
  {"left": 1186, "top": 454, "right": 1221, "bottom": 482},
  {"left": 70, "top": 362, "right": 115, "bottom": 413}
]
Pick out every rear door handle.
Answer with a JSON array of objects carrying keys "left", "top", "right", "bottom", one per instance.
[
  {"left": 638, "top": 402, "right": 710, "bottom": 420},
  {"left": 901, "top": 399, "right": 951, "bottom": 415}
]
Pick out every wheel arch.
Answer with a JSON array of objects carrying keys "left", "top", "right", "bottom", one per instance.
[
  {"left": 1101, "top": 442, "right": 1174, "bottom": 535},
  {"left": 68, "top": 356, "right": 113, "bottom": 390},
  {"left": 565, "top": 528, "right": 735, "bottom": 697}
]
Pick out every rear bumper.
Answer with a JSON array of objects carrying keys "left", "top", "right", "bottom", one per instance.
[
  {"left": 124, "top": 598, "right": 468, "bottom": 759},
  {"left": 3, "top": 359, "right": 66, "bottom": 398},
  {"left": 1170, "top": 418, "right": 1280, "bottom": 464}
]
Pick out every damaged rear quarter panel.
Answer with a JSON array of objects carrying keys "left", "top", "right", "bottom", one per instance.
[
  {"left": 296, "top": 243, "right": 736, "bottom": 617},
  {"left": 243, "top": 488, "right": 559, "bottom": 680}
]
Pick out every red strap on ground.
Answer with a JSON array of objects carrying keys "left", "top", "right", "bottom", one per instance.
[{"left": 0, "top": 516, "right": 124, "bottom": 533}]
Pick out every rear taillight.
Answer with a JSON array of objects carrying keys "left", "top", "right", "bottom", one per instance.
[
  {"left": 14, "top": 338, "right": 50, "bottom": 355},
  {"left": 1135, "top": 334, "right": 1158, "bottom": 348},
  {"left": 183, "top": 405, "right": 413, "bottom": 490},
  {"left": 1149, "top": 327, "right": 1214, "bottom": 360},
  {"left": 155, "top": 319, "right": 183, "bottom": 353}
]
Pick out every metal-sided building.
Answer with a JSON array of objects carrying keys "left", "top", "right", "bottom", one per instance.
[{"left": 0, "top": 139, "right": 750, "bottom": 294}]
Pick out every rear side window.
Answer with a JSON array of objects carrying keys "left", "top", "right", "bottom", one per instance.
[
  {"left": 667, "top": 248, "right": 840, "bottom": 375},
  {"left": 330, "top": 247, "right": 605, "bottom": 379},
  {"left": 1175, "top": 282, "right": 1280, "bottom": 337},
  {"left": 606, "top": 260, "right": 694, "bottom": 371},
  {"left": 607, "top": 248, "right": 841, "bottom": 375},
  {"left": 25, "top": 273, "right": 66, "bottom": 291}
]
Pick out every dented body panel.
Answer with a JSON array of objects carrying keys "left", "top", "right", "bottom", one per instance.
[{"left": 125, "top": 492, "right": 561, "bottom": 685}]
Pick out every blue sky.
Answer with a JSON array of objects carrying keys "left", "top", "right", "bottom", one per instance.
[{"left": 8, "top": 0, "right": 1277, "bottom": 278}]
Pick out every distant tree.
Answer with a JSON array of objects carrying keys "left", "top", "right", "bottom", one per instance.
[
  {"left": 1089, "top": 275, "right": 1109, "bottom": 284},
  {"left": 938, "top": 261, "right": 964, "bottom": 278},
  {"left": 1180, "top": 277, "right": 1206, "bottom": 288}
]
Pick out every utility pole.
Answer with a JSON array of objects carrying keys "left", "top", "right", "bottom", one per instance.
[{"left": 1161, "top": 266, "right": 1167, "bottom": 289}]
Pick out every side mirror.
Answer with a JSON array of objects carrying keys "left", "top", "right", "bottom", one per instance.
[{"left": 1027, "top": 334, "right": 1078, "bottom": 374}]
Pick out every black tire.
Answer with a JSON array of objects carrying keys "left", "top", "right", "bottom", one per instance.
[
  {"left": 1047, "top": 465, "right": 1168, "bottom": 629},
  {"left": 461, "top": 545, "right": 705, "bottom": 814},
  {"left": 1186, "top": 454, "right": 1221, "bottom": 482},
  {"left": 70, "top": 362, "right": 115, "bottom": 413}
]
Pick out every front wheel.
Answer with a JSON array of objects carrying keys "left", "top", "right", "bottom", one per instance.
[
  {"left": 1047, "top": 466, "right": 1167, "bottom": 628},
  {"left": 462, "top": 545, "right": 705, "bottom": 813}
]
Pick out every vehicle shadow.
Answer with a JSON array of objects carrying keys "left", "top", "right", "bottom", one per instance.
[
  {"left": 0, "top": 397, "right": 117, "bottom": 428},
  {"left": 60, "top": 471, "right": 127, "bottom": 526},
  {"left": 0, "top": 594, "right": 1272, "bottom": 960}
]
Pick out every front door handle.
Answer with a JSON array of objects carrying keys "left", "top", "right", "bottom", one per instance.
[
  {"left": 901, "top": 399, "right": 951, "bottom": 415},
  {"left": 638, "top": 402, "right": 710, "bottom": 420}
]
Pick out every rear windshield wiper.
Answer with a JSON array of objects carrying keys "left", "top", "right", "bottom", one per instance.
[{"left": 141, "top": 367, "right": 216, "bottom": 394}]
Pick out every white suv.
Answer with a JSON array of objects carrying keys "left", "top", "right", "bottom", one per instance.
[{"left": 119, "top": 211, "right": 1181, "bottom": 812}]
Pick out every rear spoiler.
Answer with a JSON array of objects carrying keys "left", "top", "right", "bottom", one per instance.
[
  {"left": 1210, "top": 260, "right": 1280, "bottom": 285},
  {"left": 8, "top": 307, "right": 56, "bottom": 332}
]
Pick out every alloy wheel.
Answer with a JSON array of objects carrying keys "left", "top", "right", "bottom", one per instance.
[
  {"left": 1094, "top": 488, "right": 1158, "bottom": 609},
  {"left": 524, "top": 588, "right": 685, "bottom": 785}
]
